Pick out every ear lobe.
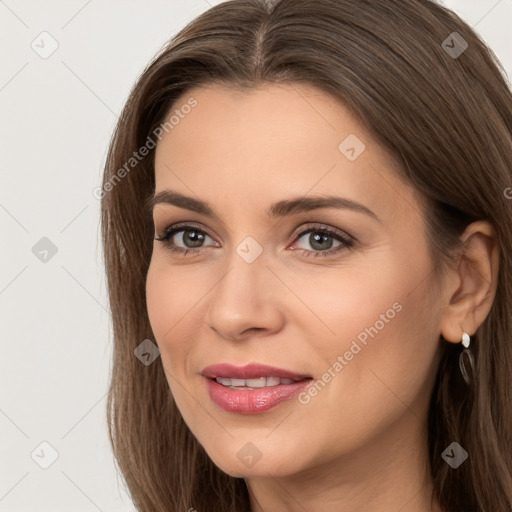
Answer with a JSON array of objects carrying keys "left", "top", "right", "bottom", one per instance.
[{"left": 439, "top": 220, "right": 499, "bottom": 344}]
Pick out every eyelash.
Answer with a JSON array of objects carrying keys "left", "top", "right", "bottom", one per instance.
[{"left": 154, "top": 222, "right": 355, "bottom": 258}]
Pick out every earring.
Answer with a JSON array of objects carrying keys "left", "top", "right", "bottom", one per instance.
[{"left": 459, "top": 332, "right": 475, "bottom": 386}]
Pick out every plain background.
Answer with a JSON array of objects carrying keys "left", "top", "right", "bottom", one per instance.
[{"left": 0, "top": 1, "right": 511, "bottom": 510}]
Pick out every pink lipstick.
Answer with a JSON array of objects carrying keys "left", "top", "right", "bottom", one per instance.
[{"left": 201, "top": 363, "right": 313, "bottom": 414}]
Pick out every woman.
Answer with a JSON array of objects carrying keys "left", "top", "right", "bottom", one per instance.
[{"left": 100, "top": 0, "right": 512, "bottom": 510}]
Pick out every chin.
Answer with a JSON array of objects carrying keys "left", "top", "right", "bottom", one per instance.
[{"left": 207, "top": 449, "right": 303, "bottom": 479}]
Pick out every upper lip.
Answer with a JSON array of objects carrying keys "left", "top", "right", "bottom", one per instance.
[{"left": 201, "top": 363, "right": 312, "bottom": 381}]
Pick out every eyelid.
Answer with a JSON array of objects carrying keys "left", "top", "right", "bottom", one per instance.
[
  {"left": 155, "top": 221, "right": 216, "bottom": 241},
  {"left": 289, "top": 222, "right": 356, "bottom": 244}
]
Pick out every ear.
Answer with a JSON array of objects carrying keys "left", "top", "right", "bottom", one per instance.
[{"left": 439, "top": 220, "right": 500, "bottom": 344}]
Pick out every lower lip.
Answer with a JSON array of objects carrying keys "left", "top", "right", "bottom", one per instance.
[{"left": 204, "top": 377, "right": 312, "bottom": 414}]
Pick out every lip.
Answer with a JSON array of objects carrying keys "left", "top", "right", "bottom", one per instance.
[
  {"left": 204, "top": 377, "right": 312, "bottom": 414},
  {"left": 201, "top": 363, "right": 312, "bottom": 381},
  {"left": 201, "top": 363, "right": 313, "bottom": 414}
]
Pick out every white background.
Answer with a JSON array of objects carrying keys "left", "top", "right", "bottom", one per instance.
[{"left": 0, "top": 1, "right": 511, "bottom": 510}]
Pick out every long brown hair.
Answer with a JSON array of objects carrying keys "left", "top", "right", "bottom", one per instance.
[{"left": 100, "top": 0, "right": 512, "bottom": 510}]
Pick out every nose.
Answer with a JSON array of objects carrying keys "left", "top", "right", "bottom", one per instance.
[{"left": 204, "top": 252, "right": 285, "bottom": 342}]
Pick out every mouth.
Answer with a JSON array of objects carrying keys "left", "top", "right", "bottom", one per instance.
[{"left": 201, "top": 363, "right": 314, "bottom": 414}]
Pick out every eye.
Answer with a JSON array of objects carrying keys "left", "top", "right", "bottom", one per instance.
[
  {"left": 290, "top": 223, "right": 355, "bottom": 258},
  {"left": 154, "top": 222, "right": 355, "bottom": 258},
  {"left": 154, "top": 223, "right": 217, "bottom": 256}
]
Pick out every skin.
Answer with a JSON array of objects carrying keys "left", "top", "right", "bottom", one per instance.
[{"left": 145, "top": 83, "right": 499, "bottom": 512}]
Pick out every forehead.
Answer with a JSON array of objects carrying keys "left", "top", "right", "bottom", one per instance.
[
  {"left": 156, "top": 82, "right": 369, "bottom": 159},
  {"left": 153, "top": 83, "right": 422, "bottom": 224}
]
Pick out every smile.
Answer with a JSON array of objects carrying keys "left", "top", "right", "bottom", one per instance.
[{"left": 214, "top": 376, "right": 300, "bottom": 388}]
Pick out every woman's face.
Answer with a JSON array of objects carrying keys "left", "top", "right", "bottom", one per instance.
[{"left": 146, "top": 83, "right": 443, "bottom": 477}]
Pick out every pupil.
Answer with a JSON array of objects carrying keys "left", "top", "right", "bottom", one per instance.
[
  {"left": 185, "top": 230, "right": 204, "bottom": 248},
  {"left": 310, "top": 233, "right": 332, "bottom": 250}
]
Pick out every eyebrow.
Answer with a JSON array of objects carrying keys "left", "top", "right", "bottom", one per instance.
[{"left": 145, "top": 189, "right": 380, "bottom": 223}]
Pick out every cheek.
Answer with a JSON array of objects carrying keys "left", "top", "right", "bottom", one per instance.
[
  {"left": 295, "top": 252, "right": 439, "bottom": 427},
  {"left": 308, "top": 274, "right": 439, "bottom": 433},
  {"left": 145, "top": 264, "right": 199, "bottom": 419},
  {"left": 146, "top": 264, "right": 171, "bottom": 342},
  {"left": 145, "top": 261, "right": 194, "bottom": 366},
  {"left": 290, "top": 257, "right": 409, "bottom": 359},
  {"left": 146, "top": 255, "right": 203, "bottom": 335}
]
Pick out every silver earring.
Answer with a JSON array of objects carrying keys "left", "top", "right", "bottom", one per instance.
[{"left": 459, "top": 332, "right": 475, "bottom": 386}]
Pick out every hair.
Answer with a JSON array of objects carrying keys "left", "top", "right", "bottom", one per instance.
[{"left": 100, "top": 0, "right": 512, "bottom": 510}]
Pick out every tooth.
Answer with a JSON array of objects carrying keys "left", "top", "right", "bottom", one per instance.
[
  {"left": 214, "top": 376, "right": 300, "bottom": 388},
  {"left": 245, "top": 377, "right": 267, "bottom": 388},
  {"left": 266, "top": 376, "right": 281, "bottom": 387}
]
